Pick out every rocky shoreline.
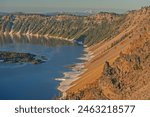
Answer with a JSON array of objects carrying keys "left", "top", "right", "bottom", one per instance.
[
  {"left": 0, "top": 51, "right": 47, "bottom": 64},
  {"left": 56, "top": 46, "right": 94, "bottom": 99}
]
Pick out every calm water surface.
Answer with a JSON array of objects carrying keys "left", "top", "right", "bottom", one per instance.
[{"left": 0, "top": 35, "right": 83, "bottom": 100}]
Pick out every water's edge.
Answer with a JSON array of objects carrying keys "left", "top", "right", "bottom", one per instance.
[
  {"left": 0, "top": 35, "right": 83, "bottom": 100},
  {"left": 57, "top": 45, "right": 94, "bottom": 99}
]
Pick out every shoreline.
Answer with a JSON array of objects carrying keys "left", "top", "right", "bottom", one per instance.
[
  {"left": 57, "top": 45, "right": 94, "bottom": 99},
  {"left": 1, "top": 32, "right": 74, "bottom": 42},
  {"left": 0, "top": 32, "right": 92, "bottom": 99}
]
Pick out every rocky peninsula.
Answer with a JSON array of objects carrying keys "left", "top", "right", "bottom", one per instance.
[{"left": 0, "top": 51, "right": 47, "bottom": 64}]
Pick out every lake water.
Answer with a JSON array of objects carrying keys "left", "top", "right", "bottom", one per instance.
[{"left": 0, "top": 35, "right": 83, "bottom": 100}]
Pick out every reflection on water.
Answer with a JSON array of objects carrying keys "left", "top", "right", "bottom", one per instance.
[
  {"left": 0, "top": 34, "right": 73, "bottom": 47},
  {"left": 0, "top": 34, "right": 83, "bottom": 100}
]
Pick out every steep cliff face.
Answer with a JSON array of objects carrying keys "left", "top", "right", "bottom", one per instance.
[
  {"left": 65, "top": 7, "right": 150, "bottom": 100},
  {"left": 0, "top": 13, "right": 124, "bottom": 45}
]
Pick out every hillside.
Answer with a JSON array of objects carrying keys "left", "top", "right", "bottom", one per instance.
[
  {"left": 64, "top": 6, "right": 150, "bottom": 100},
  {"left": 0, "top": 6, "right": 150, "bottom": 100},
  {"left": 0, "top": 12, "right": 125, "bottom": 45}
]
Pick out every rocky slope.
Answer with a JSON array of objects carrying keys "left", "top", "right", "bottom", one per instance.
[
  {"left": 0, "top": 6, "right": 150, "bottom": 100},
  {"left": 0, "top": 12, "right": 124, "bottom": 45},
  {"left": 64, "top": 6, "right": 150, "bottom": 100}
]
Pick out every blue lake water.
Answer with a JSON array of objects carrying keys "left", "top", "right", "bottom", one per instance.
[{"left": 0, "top": 35, "right": 83, "bottom": 100}]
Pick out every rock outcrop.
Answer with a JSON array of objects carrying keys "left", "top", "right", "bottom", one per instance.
[{"left": 0, "top": 51, "right": 47, "bottom": 64}]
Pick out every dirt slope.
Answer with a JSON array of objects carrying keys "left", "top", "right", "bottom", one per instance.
[{"left": 64, "top": 7, "right": 150, "bottom": 100}]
